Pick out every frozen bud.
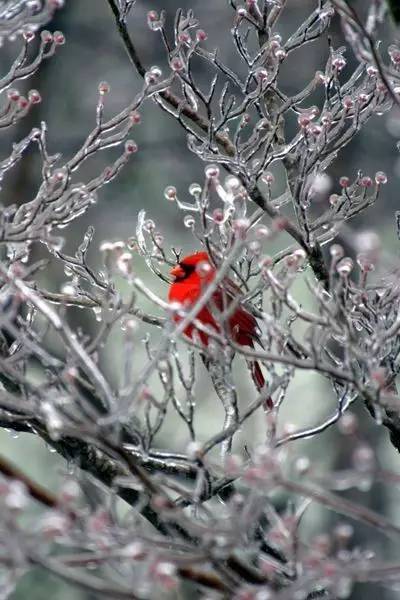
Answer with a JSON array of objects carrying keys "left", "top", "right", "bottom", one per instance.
[
  {"left": 147, "top": 10, "right": 158, "bottom": 23},
  {"left": 145, "top": 67, "right": 161, "bottom": 84},
  {"left": 189, "top": 182, "right": 202, "bottom": 196},
  {"left": 143, "top": 219, "right": 155, "bottom": 232},
  {"left": 205, "top": 164, "right": 220, "bottom": 179},
  {"left": 375, "top": 171, "right": 387, "bottom": 185},
  {"left": 237, "top": 7, "right": 247, "bottom": 17},
  {"left": 367, "top": 65, "right": 378, "bottom": 77},
  {"left": 53, "top": 30, "right": 65, "bottom": 45},
  {"left": 255, "top": 225, "right": 270, "bottom": 239},
  {"left": 99, "top": 241, "right": 113, "bottom": 253},
  {"left": 40, "top": 30, "right": 53, "bottom": 43},
  {"left": 49, "top": 0, "right": 64, "bottom": 7},
  {"left": 352, "top": 444, "right": 375, "bottom": 472},
  {"left": 255, "top": 67, "right": 268, "bottom": 82},
  {"left": 342, "top": 96, "right": 354, "bottom": 110},
  {"left": 59, "top": 479, "right": 80, "bottom": 503},
  {"left": 23, "top": 30, "right": 35, "bottom": 42},
  {"left": 117, "top": 252, "right": 133, "bottom": 276},
  {"left": 7, "top": 88, "right": 20, "bottom": 101},
  {"left": 186, "top": 441, "right": 203, "bottom": 459},
  {"left": 314, "top": 71, "right": 326, "bottom": 85},
  {"left": 28, "top": 89, "right": 41, "bottom": 104},
  {"left": 211, "top": 208, "right": 224, "bottom": 224},
  {"left": 298, "top": 114, "right": 311, "bottom": 128},
  {"left": 125, "top": 139, "right": 138, "bottom": 154},
  {"left": 295, "top": 456, "right": 311, "bottom": 475},
  {"left": 330, "top": 244, "right": 344, "bottom": 259},
  {"left": 17, "top": 96, "right": 29, "bottom": 110},
  {"left": 98, "top": 81, "right": 110, "bottom": 95},
  {"left": 164, "top": 185, "right": 177, "bottom": 201},
  {"left": 356, "top": 253, "right": 375, "bottom": 272},
  {"left": 52, "top": 168, "right": 67, "bottom": 182},
  {"left": 338, "top": 412, "right": 358, "bottom": 435},
  {"left": 170, "top": 57, "right": 184, "bottom": 72},
  {"left": 196, "top": 260, "right": 212, "bottom": 278},
  {"left": 334, "top": 523, "right": 354, "bottom": 546},
  {"left": 178, "top": 32, "right": 190, "bottom": 43},
  {"left": 359, "top": 176, "right": 373, "bottom": 188},
  {"left": 312, "top": 173, "right": 332, "bottom": 195},
  {"left": 233, "top": 218, "right": 250, "bottom": 239},
  {"left": 5, "top": 480, "right": 28, "bottom": 510},
  {"left": 336, "top": 257, "right": 353, "bottom": 276},
  {"left": 196, "top": 29, "right": 207, "bottom": 42},
  {"left": 225, "top": 175, "right": 241, "bottom": 191},
  {"left": 130, "top": 110, "right": 141, "bottom": 124},
  {"left": 274, "top": 48, "right": 286, "bottom": 61},
  {"left": 272, "top": 216, "right": 288, "bottom": 231},
  {"left": 321, "top": 112, "right": 333, "bottom": 126},
  {"left": 339, "top": 176, "right": 350, "bottom": 188},
  {"left": 332, "top": 55, "right": 346, "bottom": 72},
  {"left": 388, "top": 44, "right": 400, "bottom": 64},
  {"left": 357, "top": 93, "right": 369, "bottom": 105},
  {"left": 262, "top": 171, "right": 274, "bottom": 185},
  {"left": 184, "top": 214, "right": 195, "bottom": 228},
  {"left": 310, "top": 124, "right": 322, "bottom": 136}
]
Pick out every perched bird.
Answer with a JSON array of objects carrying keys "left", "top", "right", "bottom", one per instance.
[{"left": 168, "top": 251, "right": 266, "bottom": 391}]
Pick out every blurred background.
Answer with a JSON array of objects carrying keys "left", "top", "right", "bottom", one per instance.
[{"left": 1, "top": 1, "right": 400, "bottom": 598}]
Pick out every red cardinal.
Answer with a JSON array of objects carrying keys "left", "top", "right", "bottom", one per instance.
[{"left": 168, "top": 251, "right": 266, "bottom": 391}]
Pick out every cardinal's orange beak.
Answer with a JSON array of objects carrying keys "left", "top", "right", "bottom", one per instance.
[{"left": 170, "top": 264, "right": 185, "bottom": 280}]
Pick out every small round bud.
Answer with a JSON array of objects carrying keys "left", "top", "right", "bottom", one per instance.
[
  {"left": 329, "top": 193, "right": 340, "bottom": 207},
  {"left": 236, "top": 7, "right": 247, "bottom": 17},
  {"left": 164, "top": 186, "right": 177, "bottom": 201},
  {"left": 143, "top": 219, "right": 155, "bottom": 232},
  {"left": 332, "top": 56, "right": 346, "bottom": 72},
  {"left": 339, "top": 176, "right": 350, "bottom": 188},
  {"left": 262, "top": 171, "right": 274, "bottom": 184},
  {"left": 124, "top": 139, "right": 138, "bottom": 154},
  {"left": 98, "top": 81, "right": 110, "bottom": 95},
  {"left": 336, "top": 257, "right": 353, "bottom": 276},
  {"left": 7, "top": 88, "right": 20, "bottom": 101},
  {"left": 130, "top": 110, "right": 141, "bottom": 124},
  {"left": 225, "top": 175, "right": 241, "bottom": 191},
  {"left": 17, "top": 96, "right": 29, "bottom": 110},
  {"left": 338, "top": 412, "right": 358, "bottom": 435},
  {"left": 232, "top": 218, "right": 250, "bottom": 239},
  {"left": 255, "top": 225, "right": 270, "bottom": 239},
  {"left": 356, "top": 253, "right": 375, "bottom": 272},
  {"left": 375, "top": 171, "right": 387, "bottom": 185},
  {"left": 196, "top": 29, "right": 207, "bottom": 42},
  {"left": 334, "top": 523, "right": 354, "bottom": 546},
  {"left": 170, "top": 57, "right": 184, "bottom": 72},
  {"left": 255, "top": 67, "right": 268, "bottom": 82},
  {"left": 178, "top": 32, "right": 190, "bottom": 44},
  {"left": 342, "top": 96, "right": 354, "bottom": 110},
  {"left": 212, "top": 208, "right": 224, "bottom": 223},
  {"left": 205, "top": 164, "right": 220, "bottom": 179},
  {"left": 23, "top": 30, "right": 35, "bottom": 42},
  {"left": 147, "top": 10, "right": 158, "bottom": 22},
  {"left": 28, "top": 89, "right": 41, "bottom": 104},
  {"left": 274, "top": 48, "right": 286, "bottom": 61},
  {"left": 53, "top": 30, "right": 65, "bottom": 45},
  {"left": 359, "top": 176, "right": 373, "bottom": 188},
  {"left": 330, "top": 244, "right": 344, "bottom": 259},
  {"left": 40, "top": 30, "right": 53, "bottom": 43},
  {"left": 186, "top": 183, "right": 201, "bottom": 197},
  {"left": 184, "top": 215, "right": 195, "bottom": 228}
]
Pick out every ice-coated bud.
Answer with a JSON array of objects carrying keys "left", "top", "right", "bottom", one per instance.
[
  {"left": 366, "top": 65, "right": 378, "bottom": 77},
  {"left": 295, "top": 456, "right": 311, "bottom": 475},
  {"left": 357, "top": 93, "right": 368, "bottom": 105},
  {"left": 28, "top": 89, "right": 41, "bottom": 104},
  {"left": 255, "top": 225, "right": 270, "bottom": 239},
  {"left": 186, "top": 441, "right": 202, "bottom": 459},
  {"left": 212, "top": 208, "right": 224, "bottom": 223},
  {"left": 7, "top": 88, "right": 20, "bottom": 102},
  {"left": 153, "top": 561, "right": 177, "bottom": 590},
  {"left": 274, "top": 48, "right": 286, "bottom": 61},
  {"left": 178, "top": 32, "right": 190, "bottom": 44},
  {"left": 336, "top": 257, "right": 353, "bottom": 276},
  {"left": 359, "top": 176, "right": 373, "bottom": 188},
  {"left": 236, "top": 7, "right": 247, "bottom": 17},
  {"left": 225, "top": 175, "right": 241, "bottom": 191},
  {"left": 98, "top": 81, "right": 110, "bottom": 95},
  {"left": 342, "top": 96, "right": 354, "bottom": 110},
  {"left": 17, "top": 96, "right": 29, "bottom": 110},
  {"left": 329, "top": 193, "right": 340, "bottom": 207},
  {"left": 339, "top": 176, "right": 350, "bottom": 188},
  {"left": 59, "top": 479, "right": 80, "bottom": 504},
  {"left": 232, "top": 217, "right": 250, "bottom": 239},
  {"left": 205, "top": 164, "right": 220, "bottom": 179},
  {"left": 356, "top": 253, "right": 375, "bottom": 272},
  {"left": 164, "top": 185, "right": 177, "bottom": 201},
  {"left": 184, "top": 215, "right": 195, "bottom": 228},
  {"left": 375, "top": 171, "right": 387, "bottom": 185},
  {"left": 314, "top": 71, "right": 326, "bottom": 85},
  {"left": 332, "top": 55, "right": 346, "bottom": 72},
  {"left": 147, "top": 10, "right": 158, "bottom": 23},
  {"left": 389, "top": 44, "right": 400, "bottom": 65},
  {"left": 40, "top": 30, "right": 53, "bottom": 43},
  {"left": 196, "top": 29, "right": 207, "bottom": 42},
  {"left": 121, "top": 541, "right": 144, "bottom": 559},
  {"left": 23, "top": 30, "right": 35, "bottom": 42},
  {"left": 130, "top": 110, "right": 141, "bottom": 124},
  {"left": 49, "top": 0, "right": 65, "bottom": 7},
  {"left": 262, "top": 171, "right": 274, "bottom": 184},
  {"left": 255, "top": 67, "right": 268, "bottom": 82},
  {"left": 5, "top": 480, "right": 28, "bottom": 511},
  {"left": 170, "top": 57, "right": 184, "bottom": 72},
  {"left": 298, "top": 114, "right": 311, "bottom": 128},
  {"left": 125, "top": 140, "right": 138, "bottom": 154},
  {"left": 188, "top": 182, "right": 202, "bottom": 196},
  {"left": 117, "top": 252, "right": 134, "bottom": 276},
  {"left": 40, "top": 511, "right": 69, "bottom": 539},
  {"left": 143, "top": 219, "right": 155, "bottom": 232},
  {"left": 53, "top": 30, "right": 65, "bottom": 45},
  {"left": 99, "top": 241, "right": 114, "bottom": 253},
  {"left": 145, "top": 67, "right": 162, "bottom": 84}
]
